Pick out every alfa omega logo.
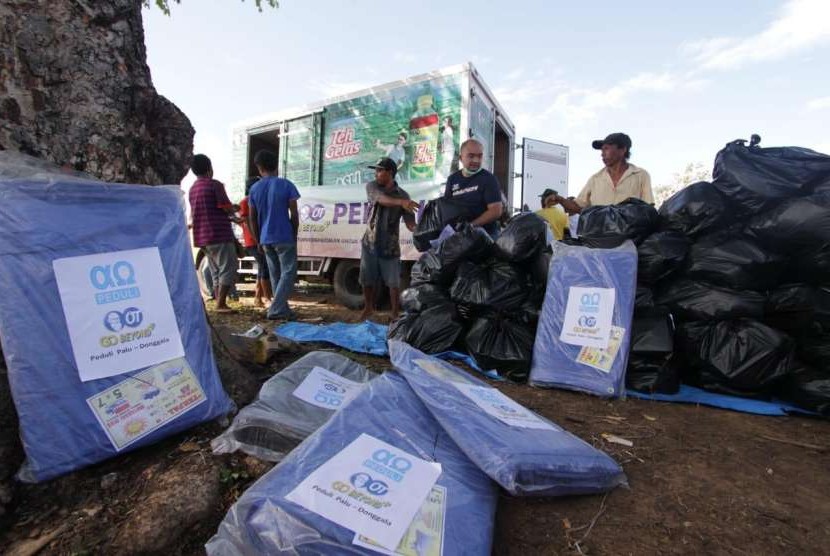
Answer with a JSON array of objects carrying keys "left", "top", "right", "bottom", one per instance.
[
  {"left": 90, "top": 261, "right": 136, "bottom": 290},
  {"left": 104, "top": 307, "right": 144, "bottom": 332},
  {"left": 300, "top": 204, "right": 326, "bottom": 222}
]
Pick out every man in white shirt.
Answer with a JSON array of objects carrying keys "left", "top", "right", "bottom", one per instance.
[{"left": 559, "top": 133, "right": 654, "bottom": 214}]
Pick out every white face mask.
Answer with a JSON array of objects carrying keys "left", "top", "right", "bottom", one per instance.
[{"left": 462, "top": 166, "right": 483, "bottom": 176}]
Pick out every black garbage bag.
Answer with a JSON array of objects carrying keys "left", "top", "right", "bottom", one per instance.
[
  {"left": 494, "top": 212, "right": 548, "bottom": 262},
  {"left": 401, "top": 283, "right": 453, "bottom": 313},
  {"left": 410, "top": 250, "right": 454, "bottom": 287},
  {"left": 634, "top": 286, "right": 659, "bottom": 315},
  {"left": 656, "top": 279, "right": 765, "bottom": 321},
  {"left": 796, "top": 333, "right": 830, "bottom": 374},
  {"left": 413, "top": 196, "right": 470, "bottom": 251},
  {"left": 438, "top": 222, "right": 495, "bottom": 268},
  {"left": 684, "top": 231, "right": 786, "bottom": 291},
  {"left": 449, "top": 260, "right": 527, "bottom": 312},
  {"left": 764, "top": 285, "right": 830, "bottom": 334},
  {"left": 465, "top": 315, "right": 535, "bottom": 382},
  {"left": 745, "top": 191, "right": 830, "bottom": 253},
  {"left": 636, "top": 231, "right": 690, "bottom": 284},
  {"left": 677, "top": 319, "right": 794, "bottom": 397},
  {"left": 793, "top": 243, "right": 830, "bottom": 284},
  {"left": 712, "top": 139, "right": 830, "bottom": 215},
  {"left": 577, "top": 198, "right": 659, "bottom": 246},
  {"left": 626, "top": 354, "right": 681, "bottom": 395},
  {"left": 387, "top": 305, "right": 465, "bottom": 354},
  {"left": 631, "top": 314, "right": 674, "bottom": 355},
  {"left": 781, "top": 363, "right": 830, "bottom": 416},
  {"left": 658, "top": 181, "right": 732, "bottom": 238},
  {"left": 525, "top": 248, "right": 552, "bottom": 289}
]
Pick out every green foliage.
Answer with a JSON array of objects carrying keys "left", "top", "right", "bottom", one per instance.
[
  {"left": 653, "top": 161, "right": 712, "bottom": 207},
  {"left": 144, "top": 0, "right": 279, "bottom": 16},
  {"left": 219, "top": 467, "right": 250, "bottom": 484}
]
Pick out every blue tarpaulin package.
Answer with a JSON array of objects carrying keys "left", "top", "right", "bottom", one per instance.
[
  {"left": 529, "top": 241, "right": 637, "bottom": 398},
  {"left": 206, "top": 371, "right": 498, "bottom": 555},
  {"left": 389, "top": 341, "right": 626, "bottom": 497},
  {"left": 0, "top": 176, "right": 234, "bottom": 482},
  {"left": 211, "top": 351, "right": 377, "bottom": 462}
]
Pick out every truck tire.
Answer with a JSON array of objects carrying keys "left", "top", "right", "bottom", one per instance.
[{"left": 332, "top": 260, "right": 364, "bottom": 309}]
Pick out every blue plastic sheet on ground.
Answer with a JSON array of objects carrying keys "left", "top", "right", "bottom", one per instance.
[
  {"left": 206, "top": 371, "right": 498, "bottom": 555},
  {"left": 627, "top": 385, "right": 815, "bottom": 416},
  {"left": 390, "top": 341, "right": 627, "bottom": 497},
  {"left": 275, "top": 321, "right": 504, "bottom": 379},
  {"left": 0, "top": 177, "right": 234, "bottom": 482},
  {"left": 275, "top": 321, "right": 391, "bottom": 356},
  {"left": 529, "top": 241, "right": 637, "bottom": 398}
]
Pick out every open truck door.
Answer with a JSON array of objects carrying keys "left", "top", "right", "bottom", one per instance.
[{"left": 520, "top": 138, "right": 569, "bottom": 211}]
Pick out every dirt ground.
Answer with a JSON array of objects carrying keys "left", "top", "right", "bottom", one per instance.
[{"left": 1, "top": 283, "right": 829, "bottom": 555}]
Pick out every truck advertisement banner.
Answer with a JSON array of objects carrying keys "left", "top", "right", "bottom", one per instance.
[
  {"left": 297, "top": 182, "right": 445, "bottom": 261},
  {"left": 320, "top": 75, "right": 462, "bottom": 187}
]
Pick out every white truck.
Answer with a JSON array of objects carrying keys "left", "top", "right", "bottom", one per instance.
[{"left": 225, "top": 62, "right": 517, "bottom": 308}]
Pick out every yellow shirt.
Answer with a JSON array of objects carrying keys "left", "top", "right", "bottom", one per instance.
[
  {"left": 576, "top": 164, "right": 654, "bottom": 207},
  {"left": 536, "top": 207, "right": 569, "bottom": 240}
]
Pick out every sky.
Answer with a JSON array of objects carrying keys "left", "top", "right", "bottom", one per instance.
[{"left": 142, "top": 0, "right": 830, "bottom": 202}]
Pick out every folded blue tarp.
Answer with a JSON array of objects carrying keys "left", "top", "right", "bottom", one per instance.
[
  {"left": 206, "top": 371, "right": 498, "bottom": 555},
  {"left": 389, "top": 341, "right": 627, "bottom": 496},
  {"left": 275, "top": 321, "right": 503, "bottom": 379},
  {"left": 530, "top": 241, "right": 638, "bottom": 398},
  {"left": 211, "top": 351, "right": 378, "bottom": 461},
  {"left": 0, "top": 177, "right": 233, "bottom": 482}
]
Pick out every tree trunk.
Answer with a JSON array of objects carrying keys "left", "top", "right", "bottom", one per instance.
[{"left": 0, "top": 0, "right": 194, "bottom": 184}]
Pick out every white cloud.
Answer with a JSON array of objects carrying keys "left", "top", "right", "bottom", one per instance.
[
  {"left": 682, "top": 0, "right": 830, "bottom": 70},
  {"left": 812, "top": 142, "right": 830, "bottom": 155},
  {"left": 807, "top": 96, "right": 830, "bottom": 111}
]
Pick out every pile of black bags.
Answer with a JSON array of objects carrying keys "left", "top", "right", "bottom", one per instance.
[
  {"left": 389, "top": 214, "right": 550, "bottom": 382},
  {"left": 632, "top": 137, "right": 830, "bottom": 415}
]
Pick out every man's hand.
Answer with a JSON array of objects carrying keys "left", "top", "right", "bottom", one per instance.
[
  {"left": 557, "top": 196, "right": 582, "bottom": 215},
  {"left": 400, "top": 199, "right": 419, "bottom": 214}
]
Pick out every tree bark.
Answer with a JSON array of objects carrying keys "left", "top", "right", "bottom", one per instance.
[{"left": 0, "top": 0, "right": 194, "bottom": 184}]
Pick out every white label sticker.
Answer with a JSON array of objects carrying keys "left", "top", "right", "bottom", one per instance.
[
  {"left": 86, "top": 357, "right": 205, "bottom": 450},
  {"left": 560, "top": 286, "right": 616, "bottom": 349},
  {"left": 53, "top": 247, "right": 185, "bottom": 382},
  {"left": 452, "top": 383, "right": 558, "bottom": 431},
  {"left": 285, "top": 433, "right": 442, "bottom": 552},
  {"left": 291, "top": 366, "right": 364, "bottom": 410},
  {"left": 353, "top": 485, "right": 447, "bottom": 555},
  {"left": 576, "top": 326, "right": 626, "bottom": 373}
]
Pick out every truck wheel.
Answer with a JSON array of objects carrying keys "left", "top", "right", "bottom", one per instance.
[{"left": 332, "top": 260, "right": 364, "bottom": 309}]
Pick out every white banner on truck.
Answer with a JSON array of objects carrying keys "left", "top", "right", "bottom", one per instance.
[
  {"left": 520, "top": 138, "right": 569, "bottom": 211},
  {"left": 296, "top": 182, "right": 445, "bottom": 262}
]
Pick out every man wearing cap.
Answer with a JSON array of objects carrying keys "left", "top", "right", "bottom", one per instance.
[
  {"left": 443, "top": 138, "right": 503, "bottom": 238},
  {"left": 359, "top": 157, "right": 418, "bottom": 322},
  {"left": 561, "top": 133, "right": 654, "bottom": 213},
  {"left": 535, "top": 188, "right": 569, "bottom": 240}
]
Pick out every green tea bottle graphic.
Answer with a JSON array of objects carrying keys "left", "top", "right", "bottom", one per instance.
[{"left": 409, "top": 95, "right": 439, "bottom": 181}]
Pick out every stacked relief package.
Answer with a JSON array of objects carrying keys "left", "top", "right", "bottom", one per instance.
[
  {"left": 0, "top": 172, "right": 233, "bottom": 481},
  {"left": 529, "top": 241, "right": 638, "bottom": 398},
  {"left": 206, "top": 371, "right": 498, "bottom": 555},
  {"left": 389, "top": 341, "right": 626, "bottom": 496}
]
